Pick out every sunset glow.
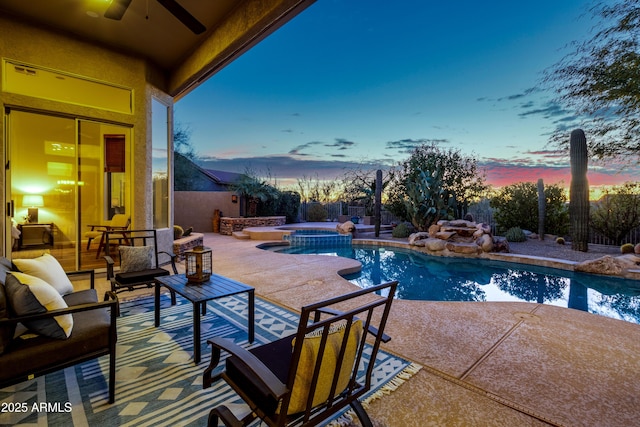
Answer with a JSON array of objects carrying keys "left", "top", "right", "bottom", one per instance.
[{"left": 178, "top": 1, "right": 638, "bottom": 194}]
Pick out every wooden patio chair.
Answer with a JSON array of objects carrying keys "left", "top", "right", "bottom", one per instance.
[
  {"left": 103, "top": 229, "right": 178, "bottom": 302},
  {"left": 202, "top": 281, "right": 398, "bottom": 427},
  {"left": 85, "top": 213, "right": 130, "bottom": 257}
]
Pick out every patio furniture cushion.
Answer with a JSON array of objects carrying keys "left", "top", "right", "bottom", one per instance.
[
  {"left": 119, "top": 246, "right": 153, "bottom": 273},
  {"left": 115, "top": 268, "right": 169, "bottom": 285},
  {"left": 12, "top": 253, "right": 74, "bottom": 295},
  {"left": 0, "top": 288, "right": 112, "bottom": 386},
  {"left": 5, "top": 272, "right": 73, "bottom": 339},
  {"left": 288, "top": 320, "right": 363, "bottom": 414},
  {"left": 0, "top": 281, "right": 13, "bottom": 355},
  {"left": 0, "top": 257, "right": 12, "bottom": 285}
]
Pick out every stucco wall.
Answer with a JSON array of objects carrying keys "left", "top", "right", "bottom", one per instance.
[
  {"left": 174, "top": 191, "right": 240, "bottom": 233},
  {"left": 0, "top": 15, "right": 173, "bottom": 256}
]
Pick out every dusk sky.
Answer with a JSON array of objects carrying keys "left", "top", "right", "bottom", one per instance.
[{"left": 175, "top": 0, "right": 640, "bottom": 191}]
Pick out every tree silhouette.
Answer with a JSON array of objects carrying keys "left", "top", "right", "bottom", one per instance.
[
  {"left": 544, "top": 1, "right": 640, "bottom": 160},
  {"left": 491, "top": 270, "right": 567, "bottom": 304}
]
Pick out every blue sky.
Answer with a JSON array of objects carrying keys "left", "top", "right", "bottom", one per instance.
[{"left": 176, "top": 0, "right": 639, "bottom": 189}]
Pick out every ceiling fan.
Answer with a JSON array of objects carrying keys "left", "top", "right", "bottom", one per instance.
[{"left": 104, "top": 0, "right": 206, "bottom": 35}]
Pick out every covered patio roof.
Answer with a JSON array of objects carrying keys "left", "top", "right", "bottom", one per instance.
[{"left": 0, "top": 0, "right": 315, "bottom": 98}]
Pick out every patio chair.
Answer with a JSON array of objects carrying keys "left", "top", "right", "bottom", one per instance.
[
  {"left": 85, "top": 214, "right": 130, "bottom": 257},
  {"left": 103, "top": 229, "right": 178, "bottom": 302},
  {"left": 202, "top": 281, "right": 398, "bottom": 427}
]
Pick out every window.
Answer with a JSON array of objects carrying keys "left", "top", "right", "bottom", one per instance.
[{"left": 152, "top": 98, "right": 170, "bottom": 228}]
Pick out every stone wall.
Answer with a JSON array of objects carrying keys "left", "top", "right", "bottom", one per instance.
[
  {"left": 173, "top": 232, "right": 205, "bottom": 261},
  {"left": 220, "top": 216, "right": 286, "bottom": 235}
]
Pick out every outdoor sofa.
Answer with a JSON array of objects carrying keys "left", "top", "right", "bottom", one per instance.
[{"left": 0, "top": 255, "right": 118, "bottom": 403}]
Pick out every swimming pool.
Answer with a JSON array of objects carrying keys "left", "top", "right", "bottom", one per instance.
[{"left": 266, "top": 244, "right": 640, "bottom": 324}]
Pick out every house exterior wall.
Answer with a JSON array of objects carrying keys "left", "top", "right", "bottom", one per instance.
[
  {"left": 0, "top": 15, "right": 174, "bottom": 256},
  {"left": 174, "top": 191, "right": 240, "bottom": 233}
]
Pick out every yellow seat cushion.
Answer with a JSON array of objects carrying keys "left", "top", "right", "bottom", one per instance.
[{"left": 287, "top": 320, "right": 363, "bottom": 414}]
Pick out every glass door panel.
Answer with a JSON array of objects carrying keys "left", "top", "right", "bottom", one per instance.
[
  {"left": 9, "top": 110, "right": 76, "bottom": 269},
  {"left": 78, "top": 122, "right": 131, "bottom": 270},
  {"left": 7, "top": 110, "right": 131, "bottom": 271}
]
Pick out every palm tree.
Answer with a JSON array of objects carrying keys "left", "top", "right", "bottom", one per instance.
[{"left": 232, "top": 174, "right": 279, "bottom": 217}]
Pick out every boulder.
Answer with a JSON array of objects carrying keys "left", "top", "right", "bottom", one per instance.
[
  {"left": 412, "top": 239, "right": 426, "bottom": 247},
  {"left": 575, "top": 255, "right": 640, "bottom": 276},
  {"left": 492, "top": 236, "right": 510, "bottom": 253},
  {"left": 424, "top": 238, "right": 447, "bottom": 251},
  {"left": 446, "top": 242, "right": 480, "bottom": 255},
  {"left": 477, "top": 234, "right": 494, "bottom": 252},
  {"left": 448, "top": 219, "right": 474, "bottom": 228},
  {"left": 636, "top": 243, "right": 640, "bottom": 255},
  {"left": 409, "top": 219, "right": 499, "bottom": 255},
  {"left": 337, "top": 221, "right": 355, "bottom": 234},
  {"left": 476, "top": 223, "right": 491, "bottom": 234},
  {"left": 435, "top": 231, "right": 457, "bottom": 240},
  {"left": 441, "top": 226, "right": 476, "bottom": 238},
  {"left": 408, "top": 232, "right": 430, "bottom": 245}
]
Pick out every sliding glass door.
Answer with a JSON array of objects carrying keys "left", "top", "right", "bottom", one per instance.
[{"left": 6, "top": 109, "right": 131, "bottom": 271}]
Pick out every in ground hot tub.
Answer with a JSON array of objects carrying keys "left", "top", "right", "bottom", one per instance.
[{"left": 283, "top": 229, "right": 352, "bottom": 247}]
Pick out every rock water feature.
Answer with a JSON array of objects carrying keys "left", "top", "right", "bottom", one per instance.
[
  {"left": 408, "top": 219, "right": 502, "bottom": 255},
  {"left": 284, "top": 229, "right": 352, "bottom": 247}
]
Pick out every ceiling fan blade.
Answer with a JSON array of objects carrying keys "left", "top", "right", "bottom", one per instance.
[
  {"left": 156, "top": 0, "right": 206, "bottom": 34},
  {"left": 104, "top": 0, "right": 133, "bottom": 20}
]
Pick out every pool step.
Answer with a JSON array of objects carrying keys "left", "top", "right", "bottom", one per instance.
[{"left": 231, "top": 231, "right": 251, "bottom": 240}]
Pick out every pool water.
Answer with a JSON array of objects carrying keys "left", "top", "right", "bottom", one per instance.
[{"left": 268, "top": 244, "right": 640, "bottom": 324}]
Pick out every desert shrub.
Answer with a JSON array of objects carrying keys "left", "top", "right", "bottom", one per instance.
[
  {"left": 490, "top": 182, "right": 569, "bottom": 235},
  {"left": 591, "top": 182, "right": 640, "bottom": 245},
  {"left": 307, "top": 203, "right": 328, "bottom": 222},
  {"left": 505, "top": 226, "right": 527, "bottom": 242},
  {"left": 276, "top": 191, "right": 301, "bottom": 223},
  {"left": 556, "top": 237, "right": 565, "bottom": 245},
  {"left": 386, "top": 142, "right": 488, "bottom": 222},
  {"left": 173, "top": 225, "right": 184, "bottom": 240},
  {"left": 621, "top": 243, "right": 635, "bottom": 254},
  {"left": 392, "top": 222, "right": 411, "bottom": 238}
]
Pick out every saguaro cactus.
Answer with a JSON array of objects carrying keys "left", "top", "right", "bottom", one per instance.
[
  {"left": 569, "top": 129, "right": 589, "bottom": 252},
  {"left": 375, "top": 169, "right": 382, "bottom": 237},
  {"left": 537, "top": 178, "right": 545, "bottom": 240}
]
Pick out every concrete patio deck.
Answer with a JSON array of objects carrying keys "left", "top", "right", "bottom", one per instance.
[{"left": 107, "top": 230, "right": 640, "bottom": 426}]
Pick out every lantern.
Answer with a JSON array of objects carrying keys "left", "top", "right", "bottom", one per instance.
[{"left": 185, "top": 246, "right": 212, "bottom": 283}]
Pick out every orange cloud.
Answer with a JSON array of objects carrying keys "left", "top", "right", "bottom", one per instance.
[{"left": 484, "top": 165, "right": 636, "bottom": 189}]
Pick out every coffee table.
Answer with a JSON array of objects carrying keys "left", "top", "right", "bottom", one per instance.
[{"left": 154, "top": 273, "right": 255, "bottom": 364}]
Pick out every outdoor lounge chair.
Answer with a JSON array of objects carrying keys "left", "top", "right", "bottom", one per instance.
[{"left": 202, "top": 281, "right": 397, "bottom": 427}]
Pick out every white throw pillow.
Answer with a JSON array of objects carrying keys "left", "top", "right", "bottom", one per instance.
[
  {"left": 5, "top": 272, "right": 73, "bottom": 339},
  {"left": 12, "top": 253, "right": 74, "bottom": 296}
]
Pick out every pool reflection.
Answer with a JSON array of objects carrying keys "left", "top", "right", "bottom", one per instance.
[{"left": 270, "top": 244, "right": 640, "bottom": 324}]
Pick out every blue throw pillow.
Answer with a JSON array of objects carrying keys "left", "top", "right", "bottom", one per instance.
[{"left": 5, "top": 273, "right": 73, "bottom": 340}]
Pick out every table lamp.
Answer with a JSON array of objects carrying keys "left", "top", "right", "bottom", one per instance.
[{"left": 23, "top": 195, "right": 44, "bottom": 223}]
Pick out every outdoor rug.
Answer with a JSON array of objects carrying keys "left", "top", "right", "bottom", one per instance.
[{"left": 0, "top": 293, "right": 420, "bottom": 426}]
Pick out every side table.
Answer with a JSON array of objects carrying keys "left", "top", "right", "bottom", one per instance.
[
  {"left": 17, "top": 223, "right": 54, "bottom": 249},
  {"left": 154, "top": 273, "right": 255, "bottom": 364}
]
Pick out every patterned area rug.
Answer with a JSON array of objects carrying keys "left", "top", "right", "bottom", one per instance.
[{"left": 0, "top": 293, "right": 420, "bottom": 426}]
